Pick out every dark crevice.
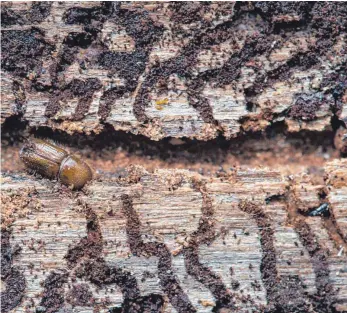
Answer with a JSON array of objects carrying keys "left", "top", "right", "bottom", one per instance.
[
  {"left": 2, "top": 115, "right": 342, "bottom": 178},
  {"left": 1, "top": 114, "right": 29, "bottom": 145},
  {"left": 2, "top": 3, "right": 347, "bottom": 313}
]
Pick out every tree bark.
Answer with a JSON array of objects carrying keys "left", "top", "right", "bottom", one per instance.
[{"left": 1, "top": 2, "right": 346, "bottom": 140}]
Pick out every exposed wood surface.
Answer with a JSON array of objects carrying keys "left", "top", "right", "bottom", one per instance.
[
  {"left": 1, "top": 2, "right": 346, "bottom": 140},
  {"left": 1, "top": 160, "right": 347, "bottom": 313},
  {"left": 1, "top": 2, "right": 347, "bottom": 313}
]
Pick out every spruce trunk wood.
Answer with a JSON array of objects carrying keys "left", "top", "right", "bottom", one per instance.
[{"left": 1, "top": 160, "right": 347, "bottom": 313}]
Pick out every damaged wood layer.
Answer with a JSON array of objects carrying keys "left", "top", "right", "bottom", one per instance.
[
  {"left": 238, "top": 201, "right": 313, "bottom": 312},
  {"left": 121, "top": 195, "right": 195, "bottom": 313},
  {"left": 1, "top": 2, "right": 347, "bottom": 313},
  {"left": 1, "top": 2, "right": 346, "bottom": 140},
  {"left": 182, "top": 181, "right": 238, "bottom": 311},
  {"left": 1, "top": 160, "right": 347, "bottom": 312},
  {"left": 1, "top": 230, "right": 26, "bottom": 313}
]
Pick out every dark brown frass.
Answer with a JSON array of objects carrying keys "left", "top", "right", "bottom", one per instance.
[{"left": 20, "top": 139, "right": 92, "bottom": 189}]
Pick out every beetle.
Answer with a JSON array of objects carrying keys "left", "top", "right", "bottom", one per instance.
[{"left": 20, "top": 138, "right": 93, "bottom": 189}]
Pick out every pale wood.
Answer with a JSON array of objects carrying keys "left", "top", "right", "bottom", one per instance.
[{"left": 1, "top": 160, "right": 347, "bottom": 312}]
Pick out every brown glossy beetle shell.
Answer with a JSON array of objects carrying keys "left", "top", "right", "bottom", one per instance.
[
  {"left": 59, "top": 155, "right": 93, "bottom": 190},
  {"left": 20, "top": 139, "right": 67, "bottom": 178},
  {"left": 20, "top": 138, "right": 93, "bottom": 189}
]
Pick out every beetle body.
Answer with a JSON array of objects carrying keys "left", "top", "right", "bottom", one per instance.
[{"left": 20, "top": 139, "right": 92, "bottom": 189}]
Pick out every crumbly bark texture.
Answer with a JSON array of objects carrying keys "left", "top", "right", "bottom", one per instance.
[{"left": 1, "top": 1, "right": 346, "bottom": 139}]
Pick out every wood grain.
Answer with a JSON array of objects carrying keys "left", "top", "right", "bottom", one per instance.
[{"left": 1, "top": 160, "right": 346, "bottom": 312}]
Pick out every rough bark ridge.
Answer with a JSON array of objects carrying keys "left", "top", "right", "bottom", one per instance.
[{"left": 1, "top": 2, "right": 346, "bottom": 140}]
